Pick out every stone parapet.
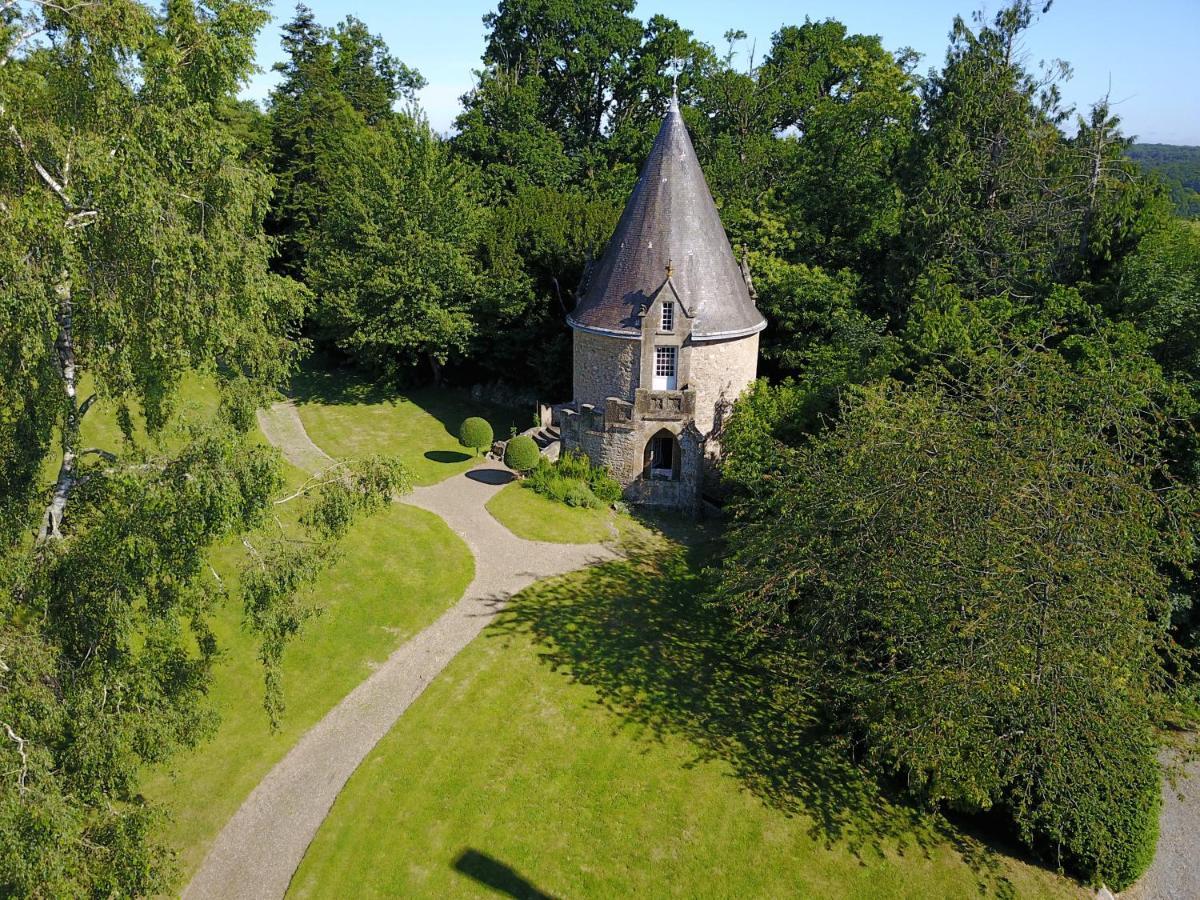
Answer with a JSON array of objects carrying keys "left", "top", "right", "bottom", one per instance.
[{"left": 634, "top": 388, "right": 695, "bottom": 422}]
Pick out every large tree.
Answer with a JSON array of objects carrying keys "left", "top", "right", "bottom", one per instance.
[
  {"left": 305, "top": 112, "right": 483, "bottom": 383},
  {"left": 0, "top": 1, "right": 403, "bottom": 892},
  {"left": 719, "top": 318, "right": 1195, "bottom": 888},
  {"left": 266, "top": 4, "right": 424, "bottom": 276}
]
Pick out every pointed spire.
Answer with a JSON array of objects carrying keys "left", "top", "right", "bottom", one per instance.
[{"left": 567, "top": 98, "right": 766, "bottom": 341}]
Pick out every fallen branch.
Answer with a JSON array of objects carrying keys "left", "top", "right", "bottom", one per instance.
[{"left": 2, "top": 722, "right": 28, "bottom": 796}]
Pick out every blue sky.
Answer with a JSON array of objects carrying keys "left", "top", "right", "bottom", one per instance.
[{"left": 241, "top": 0, "right": 1200, "bottom": 145}]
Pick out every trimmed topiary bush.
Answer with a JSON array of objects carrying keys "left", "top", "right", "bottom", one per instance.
[
  {"left": 458, "top": 417, "right": 493, "bottom": 455},
  {"left": 504, "top": 434, "right": 540, "bottom": 473}
]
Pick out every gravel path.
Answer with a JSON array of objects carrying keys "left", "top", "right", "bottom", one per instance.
[
  {"left": 185, "top": 413, "right": 618, "bottom": 900},
  {"left": 256, "top": 402, "right": 333, "bottom": 474},
  {"left": 1125, "top": 750, "right": 1200, "bottom": 900}
]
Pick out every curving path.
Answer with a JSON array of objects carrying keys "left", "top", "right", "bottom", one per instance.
[
  {"left": 1125, "top": 750, "right": 1200, "bottom": 900},
  {"left": 184, "top": 406, "right": 618, "bottom": 900},
  {"left": 256, "top": 401, "right": 334, "bottom": 474}
]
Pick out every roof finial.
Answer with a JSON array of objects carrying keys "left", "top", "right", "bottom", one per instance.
[
  {"left": 669, "top": 57, "right": 682, "bottom": 105},
  {"left": 666, "top": 258, "right": 674, "bottom": 279}
]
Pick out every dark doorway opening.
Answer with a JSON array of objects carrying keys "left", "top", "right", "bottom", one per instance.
[{"left": 644, "top": 430, "right": 679, "bottom": 480}]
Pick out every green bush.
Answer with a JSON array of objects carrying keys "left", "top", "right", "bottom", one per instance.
[
  {"left": 563, "top": 483, "right": 595, "bottom": 508},
  {"left": 1011, "top": 717, "right": 1162, "bottom": 890},
  {"left": 458, "top": 417, "right": 493, "bottom": 455},
  {"left": 504, "top": 434, "right": 540, "bottom": 473},
  {"left": 586, "top": 466, "right": 622, "bottom": 504},
  {"left": 525, "top": 451, "right": 617, "bottom": 509}
]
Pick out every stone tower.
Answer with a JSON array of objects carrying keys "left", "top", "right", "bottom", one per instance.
[{"left": 559, "top": 96, "right": 765, "bottom": 514}]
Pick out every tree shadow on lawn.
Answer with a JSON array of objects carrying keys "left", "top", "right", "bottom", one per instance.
[
  {"left": 490, "top": 541, "right": 1026, "bottom": 898},
  {"left": 289, "top": 357, "right": 523, "bottom": 440},
  {"left": 452, "top": 849, "right": 558, "bottom": 900},
  {"left": 426, "top": 450, "right": 472, "bottom": 464}
]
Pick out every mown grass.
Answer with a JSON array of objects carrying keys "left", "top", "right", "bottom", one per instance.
[
  {"left": 484, "top": 481, "right": 621, "bottom": 544},
  {"left": 68, "top": 371, "right": 483, "bottom": 883},
  {"left": 289, "top": 534, "right": 1084, "bottom": 900},
  {"left": 143, "top": 499, "right": 473, "bottom": 881},
  {"left": 291, "top": 361, "right": 524, "bottom": 486}
]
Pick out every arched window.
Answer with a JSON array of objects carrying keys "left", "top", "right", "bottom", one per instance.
[{"left": 644, "top": 429, "right": 680, "bottom": 481}]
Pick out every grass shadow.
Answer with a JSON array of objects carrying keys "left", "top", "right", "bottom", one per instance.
[
  {"left": 426, "top": 450, "right": 472, "bottom": 464},
  {"left": 289, "top": 355, "right": 393, "bottom": 407},
  {"left": 288, "top": 355, "right": 524, "bottom": 443},
  {"left": 490, "top": 540, "right": 1025, "bottom": 897},
  {"left": 452, "top": 849, "right": 558, "bottom": 900}
]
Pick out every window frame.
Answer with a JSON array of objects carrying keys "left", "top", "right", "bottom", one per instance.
[
  {"left": 653, "top": 345, "right": 678, "bottom": 391},
  {"left": 654, "top": 345, "right": 677, "bottom": 377},
  {"left": 660, "top": 300, "right": 675, "bottom": 332}
]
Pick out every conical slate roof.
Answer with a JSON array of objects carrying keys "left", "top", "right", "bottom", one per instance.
[{"left": 567, "top": 98, "right": 766, "bottom": 341}]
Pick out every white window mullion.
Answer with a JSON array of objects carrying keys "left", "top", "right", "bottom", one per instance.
[{"left": 653, "top": 345, "right": 677, "bottom": 390}]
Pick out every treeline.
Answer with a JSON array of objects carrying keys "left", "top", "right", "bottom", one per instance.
[
  {"left": 1128, "top": 143, "right": 1200, "bottom": 217},
  {"left": 3, "top": 0, "right": 1200, "bottom": 894}
]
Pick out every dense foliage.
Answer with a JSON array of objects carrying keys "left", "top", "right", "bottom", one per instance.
[
  {"left": 4, "top": 0, "right": 1200, "bottom": 892},
  {"left": 527, "top": 450, "right": 623, "bottom": 509},
  {"left": 0, "top": 1, "right": 405, "bottom": 892},
  {"left": 721, "top": 324, "right": 1194, "bottom": 887},
  {"left": 1128, "top": 144, "right": 1200, "bottom": 218}
]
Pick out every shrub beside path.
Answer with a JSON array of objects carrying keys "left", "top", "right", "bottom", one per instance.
[
  {"left": 184, "top": 405, "right": 618, "bottom": 900},
  {"left": 1125, "top": 750, "right": 1200, "bottom": 900}
]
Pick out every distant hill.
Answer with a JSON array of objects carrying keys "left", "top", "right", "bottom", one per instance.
[{"left": 1127, "top": 144, "right": 1200, "bottom": 218}]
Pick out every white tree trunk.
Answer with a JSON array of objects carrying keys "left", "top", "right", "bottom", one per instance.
[{"left": 39, "top": 268, "right": 79, "bottom": 541}]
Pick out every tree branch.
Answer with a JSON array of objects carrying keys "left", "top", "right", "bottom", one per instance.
[{"left": 2, "top": 722, "right": 28, "bottom": 796}]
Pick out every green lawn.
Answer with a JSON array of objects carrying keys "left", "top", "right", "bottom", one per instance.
[
  {"left": 485, "top": 482, "right": 622, "bottom": 543},
  {"left": 288, "top": 537, "right": 1083, "bottom": 900},
  {"left": 143, "top": 499, "right": 473, "bottom": 881},
  {"left": 291, "top": 362, "right": 524, "bottom": 486},
  {"left": 98, "top": 371, "right": 481, "bottom": 883}
]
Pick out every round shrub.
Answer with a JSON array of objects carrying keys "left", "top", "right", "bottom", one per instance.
[
  {"left": 458, "top": 417, "right": 493, "bottom": 455},
  {"left": 504, "top": 434, "right": 540, "bottom": 473}
]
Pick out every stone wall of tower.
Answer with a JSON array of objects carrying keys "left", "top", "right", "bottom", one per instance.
[
  {"left": 688, "top": 333, "right": 760, "bottom": 436},
  {"left": 559, "top": 398, "right": 704, "bottom": 516},
  {"left": 572, "top": 330, "right": 639, "bottom": 408}
]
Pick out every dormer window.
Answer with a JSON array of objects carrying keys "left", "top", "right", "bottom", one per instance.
[{"left": 661, "top": 300, "right": 675, "bottom": 332}]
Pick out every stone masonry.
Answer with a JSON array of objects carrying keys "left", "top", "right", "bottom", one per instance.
[{"left": 560, "top": 95, "right": 765, "bottom": 514}]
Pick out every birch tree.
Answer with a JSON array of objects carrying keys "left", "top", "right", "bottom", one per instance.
[{"left": 0, "top": 2, "right": 406, "bottom": 893}]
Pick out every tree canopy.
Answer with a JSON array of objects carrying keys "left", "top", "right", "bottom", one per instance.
[{"left": 4, "top": 0, "right": 1200, "bottom": 893}]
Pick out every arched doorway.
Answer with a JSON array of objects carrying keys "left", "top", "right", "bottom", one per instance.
[{"left": 643, "top": 429, "right": 680, "bottom": 480}]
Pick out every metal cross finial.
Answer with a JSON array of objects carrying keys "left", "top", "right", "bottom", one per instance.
[{"left": 669, "top": 57, "right": 682, "bottom": 99}]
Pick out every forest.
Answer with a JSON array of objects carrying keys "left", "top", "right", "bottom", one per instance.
[
  {"left": 1128, "top": 143, "right": 1200, "bottom": 218},
  {"left": 3, "top": 0, "right": 1200, "bottom": 895}
]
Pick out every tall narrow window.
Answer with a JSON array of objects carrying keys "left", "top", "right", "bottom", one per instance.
[
  {"left": 653, "top": 345, "right": 677, "bottom": 391},
  {"left": 661, "top": 300, "right": 675, "bottom": 332}
]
